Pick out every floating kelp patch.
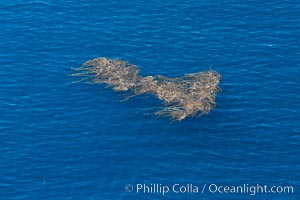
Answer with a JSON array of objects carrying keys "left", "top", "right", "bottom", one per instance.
[{"left": 71, "top": 58, "right": 221, "bottom": 120}]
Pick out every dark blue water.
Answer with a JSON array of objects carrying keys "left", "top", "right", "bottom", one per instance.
[{"left": 1, "top": 0, "right": 299, "bottom": 199}]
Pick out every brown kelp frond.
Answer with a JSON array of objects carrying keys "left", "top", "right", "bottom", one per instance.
[{"left": 71, "top": 57, "right": 221, "bottom": 120}]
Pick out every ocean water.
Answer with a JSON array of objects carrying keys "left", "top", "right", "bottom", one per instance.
[{"left": 1, "top": 0, "right": 299, "bottom": 199}]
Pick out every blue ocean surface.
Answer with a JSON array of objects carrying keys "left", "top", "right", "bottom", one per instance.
[{"left": 0, "top": 0, "right": 299, "bottom": 199}]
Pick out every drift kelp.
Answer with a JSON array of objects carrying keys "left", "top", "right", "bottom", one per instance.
[{"left": 71, "top": 58, "right": 221, "bottom": 120}]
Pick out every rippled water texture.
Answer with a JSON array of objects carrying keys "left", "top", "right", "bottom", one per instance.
[{"left": 1, "top": 0, "right": 299, "bottom": 199}]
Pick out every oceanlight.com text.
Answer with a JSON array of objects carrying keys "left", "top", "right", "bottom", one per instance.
[
  {"left": 207, "top": 183, "right": 293, "bottom": 195},
  {"left": 125, "top": 183, "right": 294, "bottom": 196}
]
